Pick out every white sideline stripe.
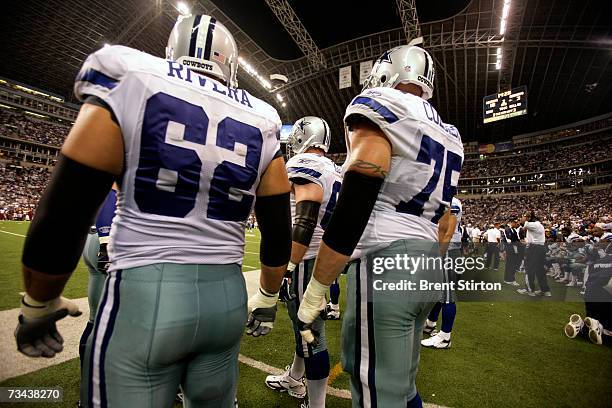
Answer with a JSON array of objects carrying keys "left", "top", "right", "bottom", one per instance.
[{"left": 0, "top": 230, "right": 26, "bottom": 237}]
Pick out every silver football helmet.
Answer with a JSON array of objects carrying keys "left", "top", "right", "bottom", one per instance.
[
  {"left": 166, "top": 14, "right": 238, "bottom": 87},
  {"left": 287, "top": 116, "right": 331, "bottom": 156},
  {"left": 362, "top": 45, "right": 435, "bottom": 100}
]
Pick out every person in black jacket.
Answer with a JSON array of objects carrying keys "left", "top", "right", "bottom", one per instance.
[{"left": 504, "top": 220, "right": 521, "bottom": 286}]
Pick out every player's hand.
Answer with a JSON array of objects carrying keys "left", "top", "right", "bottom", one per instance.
[
  {"left": 297, "top": 279, "right": 329, "bottom": 345},
  {"left": 97, "top": 243, "right": 110, "bottom": 274},
  {"left": 279, "top": 277, "right": 295, "bottom": 302},
  {"left": 246, "top": 288, "right": 278, "bottom": 337},
  {"left": 15, "top": 294, "right": 82, "bottom": 358}
]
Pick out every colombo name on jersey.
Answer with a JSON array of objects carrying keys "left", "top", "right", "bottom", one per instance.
[
  {"left": 286, "top": 153, "right": 343, "bottom": 260},
  {"left": 343, "top": 86, "right": 464, "bottom": 257},
  {"left": 74, "top": 45, "right": 282, "bottom": 271}
]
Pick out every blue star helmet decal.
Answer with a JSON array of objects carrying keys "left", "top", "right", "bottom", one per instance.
[
  {"left": 299, "top": 119, "right": 310, "bottom": 132},
  {"left": 378, "top": 49, "right": 393, "bottom": 64}
]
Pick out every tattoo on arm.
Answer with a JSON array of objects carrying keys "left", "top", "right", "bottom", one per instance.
[{"left": 348, "top": 159, "right": 388, "bottom": 178}]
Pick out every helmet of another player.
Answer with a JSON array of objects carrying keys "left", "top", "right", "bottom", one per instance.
[
  {"left": 362, "top": 45, "right": 435, "bottom": 100},
  {"left": 166, "top": 14, "right": 238, "bottom": 88},
  {"left": 288, "top": 116, "right": 331, "bottom": 156}
]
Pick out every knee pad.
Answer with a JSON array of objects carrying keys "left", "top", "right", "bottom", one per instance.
[{"left": 304, "top": 350, "right": 330, "bottom": 380}]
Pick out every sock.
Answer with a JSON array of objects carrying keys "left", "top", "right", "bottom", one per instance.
[
  {"left": 407, "top": 392, "right": 423, "bottom": 408},
  {"left": 306, "top": 378, "right": 328, "bottom": 408},
  {"left": 428, "top": 302, "right": 442, "bottom": 322},
  {"left": 330, "top": 279, "right": 340, "bottom": 305},
  {"left": 441, "top": 303, "right": 457, "bottom": 333},
  {"left": 290, "top": 353, "right": 305, "bottom": 379}
]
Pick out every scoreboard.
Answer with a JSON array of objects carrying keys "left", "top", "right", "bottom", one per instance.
[{"left": 483, "top": 86, "right": 527, "bottom": 123}]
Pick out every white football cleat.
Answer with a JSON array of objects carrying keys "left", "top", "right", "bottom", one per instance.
[
  {"left": 517, "top": 289, "right": 536, "bottom": 296},
  {"left": 265, "top": 365, "right": 307, "bottom": 398},
  {"left": 584, "top": 317, "right": 603, "bottom": 345},
  {"left": 564, "top": 314, "right": 583, "bottom": 338},
  {"left": 421, "top": 333, "right": 451, "bottom": 349}
]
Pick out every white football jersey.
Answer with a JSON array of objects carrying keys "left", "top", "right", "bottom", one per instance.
[
  {"left": 286, "top": 153, "right": 343, "bottom": 260},
  {"left": 74, "top": 45, "right": 281, "bottom": 271},
  {"left": 343, "top": 87, "right": 464, "bottom": 257},
  {"left": 450, "top": 197, "right": 463, "bottom": 245}
]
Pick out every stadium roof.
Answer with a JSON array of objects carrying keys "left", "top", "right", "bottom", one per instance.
[{"left": 1, "top": 0, "right": 610, "bottom": 152}]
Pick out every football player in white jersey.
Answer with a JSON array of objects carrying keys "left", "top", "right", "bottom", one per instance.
[
  {"left": 15, "top": 14, "right": 291, "bottom": 408},
  {"left": 264, "top": 116, "right": 342, "bottom": 408},
  {"left": 422, "top": 197, "right": 462, "bottom": 349},
  {"left": 296, "top": 45, "right": 464, "bottom": 407}
]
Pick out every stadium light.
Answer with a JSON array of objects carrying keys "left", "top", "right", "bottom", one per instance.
[
  {"left": 238, "top": 56, "right": 272, "bottom": 90},
  {"left": 495, "top": 47, "right": 502, "bottom": 70},
  {"left": 177, "top": 1, "right": 191, "bottom": 16},
  {"left": 499, "top": 0, "right": 511, "bottom": 35},
  {"left": 282, "top": 102, "right": 286, "bottom": 107},
  {"left": 276, "top": 93, "right": 283, "bottom": 102}
]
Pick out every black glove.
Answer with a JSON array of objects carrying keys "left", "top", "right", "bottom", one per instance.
[
  {"left": 15, "top": 295, "right": 82, "bottom": 358},
  {"left": 245, "top": 288, "right": 278, "bottom": 337},
  {"left": 279, "top": 277, "right": 296, "bottom": 302}
]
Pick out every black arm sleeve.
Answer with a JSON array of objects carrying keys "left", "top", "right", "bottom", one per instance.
[
  {"left": 322, "top": 171, "right": 384, "bottom": 256},
  {"left": 292, "top": 200, "right": 321, "bottom": 247},
  {"left": 255, "top": 192, "right": 292, "bottom": 267},
  {"left": 22, "top": 155, "right": 115, "bottom": 275}
]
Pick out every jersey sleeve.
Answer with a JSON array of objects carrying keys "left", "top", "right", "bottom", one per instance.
[
  {"left": 343, "top": 87, "right": 421, "bottom": 156},
  {"left": 286, "top": 155, "right": 327, "bottom": 188},
  {"left": 259, "top": 106, "right": 282, "bottom": 174},
  {"left": 74, "top": 45, "right": 130, "bottom": 107},
  {"left": 344, "top": 88, "right": 402, "bottom": 130}
]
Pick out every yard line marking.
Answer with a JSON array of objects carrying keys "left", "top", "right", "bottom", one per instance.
[
  {"left": 238, "top": 354, "right": 352, "bottom": 400},
  {"left": 0, "top": 230, "right": 26, "bottom": 238},
  {"left": 243, "top": 265, "right": 257, "bottom": 269},
  {"left": 244, "top": 251, "right": 259, "bottom": 255}
]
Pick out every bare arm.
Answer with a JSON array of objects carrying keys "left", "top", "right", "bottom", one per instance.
[
  {"left": 23, "top": 104, "right": 123, "bottom": 300},
  {"left": 312, "top": 121, "right": 391, "bottom": 286},
  {"left": 438, "top": 209, "right": 457, "bottom": 255}
]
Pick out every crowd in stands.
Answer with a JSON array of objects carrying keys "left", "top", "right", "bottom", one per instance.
[
  {"left": 0, "top": 109, "right": 68, "bottom": 147},
  {"left": 462, "top": 188, "right": 612, "bottom": 230},
  {"left": 0, "top": 163, "right": 50, "bottom": 220},
  {"left": 328, "top": 136, "right": 611, "bottom": 179},
  {"left": 460, "top": 138, "right": 611, "bottom": 178}
]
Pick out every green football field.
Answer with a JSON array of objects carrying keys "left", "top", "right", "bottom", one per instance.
[{"left": 1, "top": 220, "right": 611, "bottom": 408}]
